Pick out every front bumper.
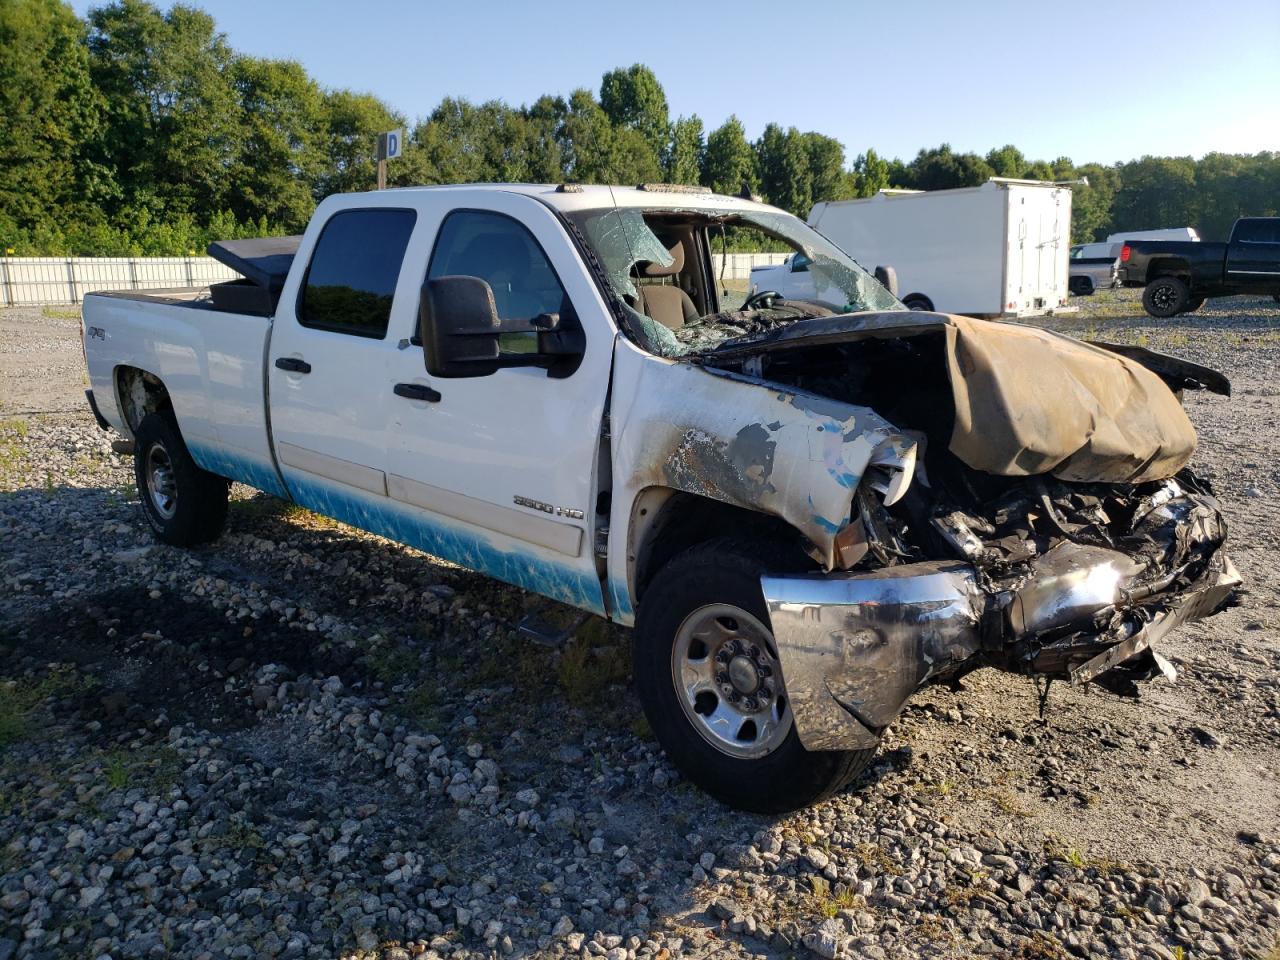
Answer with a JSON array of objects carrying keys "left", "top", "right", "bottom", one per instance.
[{"left": 762, "top": 543, "right": 1241, "bottom": 752}]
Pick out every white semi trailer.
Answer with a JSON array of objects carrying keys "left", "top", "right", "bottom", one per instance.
[{"left": 753, "top": 178, "right": 1073, "bottom": 318}]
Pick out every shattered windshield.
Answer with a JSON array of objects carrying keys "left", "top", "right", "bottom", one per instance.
[{"left": 566, "top": 205, "right": 904, "bottom": 357}]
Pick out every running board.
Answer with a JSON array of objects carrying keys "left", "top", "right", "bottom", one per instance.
[{"left": 518, "top": 611, "right": 590, "bottom": 648}]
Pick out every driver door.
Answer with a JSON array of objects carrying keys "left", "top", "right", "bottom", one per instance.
[{"left": 383, "top": 191, "right": 614, "bottom": 614}]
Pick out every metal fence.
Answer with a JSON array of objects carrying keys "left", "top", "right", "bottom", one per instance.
[
  {"left": 0, "top": 257, "right": 240, "bottom": 306},
  {"left": 0, "top": 253, "right": 790, "bottom": 306}
]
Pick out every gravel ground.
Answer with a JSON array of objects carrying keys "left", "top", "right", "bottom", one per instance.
[{"left": 1, "top": 291, "right": 1278, "bottom": 960}]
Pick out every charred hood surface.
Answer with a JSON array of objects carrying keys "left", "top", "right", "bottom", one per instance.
[{"left": 701, "top": 311, "right": 1230, "bottom": 485}]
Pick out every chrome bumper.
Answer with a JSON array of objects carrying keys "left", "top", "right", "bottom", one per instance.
[
  {"left": 761, "top": 561, "right": 985, "bottom": 751},
  {"left": 762, "top": 546, "right": 1241, "bottom": 752}
]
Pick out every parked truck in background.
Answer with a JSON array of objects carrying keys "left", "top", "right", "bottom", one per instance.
[
  {"left": 1119, "top": 217, "right": 1280, "bottom": 317},
  {"left": 81, "top": 183, "right": 1239, "bottom": 812},
  {"left": 1069, "top": 228, "right": 1199, "bottom": 296},
  {"left": 750, "top": 179, "right": 1072, "bottom": 317}
]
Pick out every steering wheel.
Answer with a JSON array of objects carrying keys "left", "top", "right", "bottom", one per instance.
[{"left": 743, "top": 289, "right": 783, "bottom": 311}]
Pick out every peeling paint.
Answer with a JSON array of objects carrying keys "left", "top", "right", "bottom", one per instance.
[{"left": 609, "top": 340, "right": 908, "bottom": 577}]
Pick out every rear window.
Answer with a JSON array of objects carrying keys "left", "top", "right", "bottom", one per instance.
[{"left": 299, "top": 209, "right": 417, "bottom": 338}]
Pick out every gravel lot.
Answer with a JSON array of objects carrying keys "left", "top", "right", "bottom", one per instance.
[{"left": 2, "top": 292, "right": 1278, "bottom": 960}]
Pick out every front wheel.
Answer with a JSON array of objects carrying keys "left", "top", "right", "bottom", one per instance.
[
  {"left": 1142, "top": 276, "right": 1190, "bottom": 318},
  {"left": 633, "top": 540, "right": 875, "bottom": 812},
  {"left": 133, "top": 413, "right": 229, "bottom": 546}
]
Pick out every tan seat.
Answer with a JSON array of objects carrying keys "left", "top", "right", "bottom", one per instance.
[{"left": 636, "top": 241, "right": 698, "bottom": 330}]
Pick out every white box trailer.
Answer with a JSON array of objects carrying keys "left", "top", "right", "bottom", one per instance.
[{"left": 807, "top": 179, "right": 1073, "bottom": 318}]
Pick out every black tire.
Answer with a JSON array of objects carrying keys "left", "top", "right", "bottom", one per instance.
[
  {"left": 902, "top": 294, "right": 933, "bottom": 312},
  {"left": 1069, "top": 277, "right": 1094, "bottom": 296},
  {"left": 1142, "top": 276, "right": 1190, "bottom": 318},
  {"left": 133, "top": 412, "right": 229, "bottom": 546},
  {"left": 633, "top": 539, "right": 875, "bottom": 812}
]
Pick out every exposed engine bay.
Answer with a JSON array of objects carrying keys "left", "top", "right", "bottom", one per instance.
[{"left": 698, "top": 310, "right": 1241, "bottom": 737}]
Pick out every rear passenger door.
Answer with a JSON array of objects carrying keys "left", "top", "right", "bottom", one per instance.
[{"left": 268, "top": 205, "right": 417, "bottom": 507}]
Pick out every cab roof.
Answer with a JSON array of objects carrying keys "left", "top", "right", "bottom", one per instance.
[{"left": 373, "top": 182, "right": 779, "bottom": 216}]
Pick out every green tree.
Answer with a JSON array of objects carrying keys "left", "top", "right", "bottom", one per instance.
[
  {"left": 905, "top": 144, "right": 994, "bottom": 191},
  {"left": 756, "top": 124, "right": 812, "bottom": 215},
  {"left": 0, "top": 0, "right": 107, "bottom": 234},
  {"left": 701, "top": 116, "right": 756, "bottom": 196},
  {"left": 1070, "top": 162, "right": 1120, "bottom": 243},
  {"left": 985, "top": 144, "right": 1027, "bottom": 178},
  {"left": 599, "top": 63, "right": 669, "bottom": 157},
  {"left": 850, "top": 149, "right": 891, "bottom": 197},
  {"left": 802, "top": 132, "right": 847, "bottom": 205},
  {"left": 86, "top": 0, "right": 242, "bottom": 219},
  {"left": 315, "top": 89, "right": 401, "bottom": 197},
  {"left": 230, "top": 56, "right": 325, "bottom": 229},
  {"left": 1111, "top": 155, "right": 1198, "bottom": 234},
  {"left": 665, "top": 115, "right": 705, "bottom": 185},
  {"left": 559, "top": 88, "right": 659, "bottom": 184}
]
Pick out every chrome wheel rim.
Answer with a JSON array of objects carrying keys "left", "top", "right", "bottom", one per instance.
[
  {"left": 671, "top": 603, "right": 792, "bottom": 759},
  {"left": 145, "top": 442, "right": 177, "bottom": 520}
]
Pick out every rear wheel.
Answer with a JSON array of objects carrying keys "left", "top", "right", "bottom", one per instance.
[
  {"left": 1069, "top": 277, "right": 1094, "bottom": 296},
  {"left": 133, "top": 413, "right": 229, "bottom": 546},
  {"left": 1142, "top": 276, "right": 1190, "bottom": 318},
  {"left": 902, "top": 293, "right": 934, "bottom": 312},
  {"left": 633, "top": 540, "right": 875, "bottom": 812}
]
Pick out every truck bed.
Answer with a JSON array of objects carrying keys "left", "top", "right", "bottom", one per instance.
[{"left": 81, "top": 290, "right": 288, "bottom": 498}]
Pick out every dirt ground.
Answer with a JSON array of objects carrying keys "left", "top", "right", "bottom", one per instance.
[{"left": 1, "top": 290, "right": 1278, "bottom": 960}]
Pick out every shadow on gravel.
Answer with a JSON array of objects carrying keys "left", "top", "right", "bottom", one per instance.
[
  {"left": 0, "top": 585, "right": 349, "bottom": 734},
  {"left": 1, "top": 479, "right": 906, "bottom": 958}
]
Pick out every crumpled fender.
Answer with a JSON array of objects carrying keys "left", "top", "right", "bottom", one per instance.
[{"left": 609, "top": 345, "right": 911, "bottom": 570}]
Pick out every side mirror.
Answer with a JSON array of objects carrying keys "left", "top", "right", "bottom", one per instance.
[
  {"left": 874, "top": 265, "right": 899, "bottom": 298},
  {"left": 419, "top": 275, "right": 502, "bottom": 378},
  {"left": 419, "top": 275, "right": 585, "bottom": 379}
]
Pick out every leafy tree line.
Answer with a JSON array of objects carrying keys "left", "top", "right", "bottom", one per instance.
[{"left": 2, "top": 0, "right": 1277, "bottom": 256}]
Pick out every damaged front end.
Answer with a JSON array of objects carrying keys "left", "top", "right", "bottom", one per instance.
[
  {"left": 700, "top": 312, "right": 1243, "bottom": 751},
  {"left": 762, "top": 473, "right": 1241, "bottom": 751}
]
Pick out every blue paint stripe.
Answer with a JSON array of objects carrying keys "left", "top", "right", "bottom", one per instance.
[
  {"left": 282, "top": 468, "right": 607, "bottom": 616},
  {"left": 187, "top": 440, "right": 290, "bottom": 500},
  {"left": 607, "top": 577, "right": 635, "bottom": 625}
]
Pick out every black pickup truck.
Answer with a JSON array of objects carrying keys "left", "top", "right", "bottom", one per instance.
[{"left": 1120, "top": 217, "right": 1280, "bottom": 317}]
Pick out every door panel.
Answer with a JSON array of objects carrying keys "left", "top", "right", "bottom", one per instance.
[
  {"left": 383, "top": 193, "right": 614, "bottom": 614},
  {"left": 269, "top": 207, "right": 418, "bottom": 502}
]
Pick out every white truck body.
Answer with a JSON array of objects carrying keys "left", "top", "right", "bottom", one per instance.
[
  {"left": 762, "top": 179, "right": 1072, "bottom": 318},
  {"left": 1106, "top": 227, "right": 1200, "bottom": 245},
  {"left": 79, "top": 183, "right": 1238, "bottom": 812}
]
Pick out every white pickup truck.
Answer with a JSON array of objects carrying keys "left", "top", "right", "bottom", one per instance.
[{"left": 82, "top": 183, "right": 1240, "bottom": 812}]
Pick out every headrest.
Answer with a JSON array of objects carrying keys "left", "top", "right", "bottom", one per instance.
[{"left": 641, "top": 240, "right": 684, "bottom": 277}]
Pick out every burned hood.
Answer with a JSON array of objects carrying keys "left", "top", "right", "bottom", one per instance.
[{"left": 706, "top": 312, "right": 1223, "bottom": 484}]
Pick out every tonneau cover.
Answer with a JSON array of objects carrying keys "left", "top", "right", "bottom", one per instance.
[
  {"left": 708, "top": 312, "right": 1208, "bottom": 484},
  {"left": 207, "top": 236, "right": 302, "bottom": 293}
]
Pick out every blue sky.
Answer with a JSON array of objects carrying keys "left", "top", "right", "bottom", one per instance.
[{"left": 71, "top": 0, "right": 1280, "bottom": 166}]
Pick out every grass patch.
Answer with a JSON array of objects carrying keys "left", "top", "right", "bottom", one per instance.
[
  {"left": 41, "top": 306, "right": 80, "bottom": 320},
  {"left": 1016, "top": 932, "right": 1069, "bottom": 960},
  {"left": 0, "top": 667, "right": 97, "bottom": 748},
  {"left": 991, "top": 788, "right": 1033, "bottom": 818},
  {"left": 809, "top": 876, "right": 862, "bottom": 919},
  {"left": 94, "top": 744, "right": 184, "bottom": 795},
  {"left": 557, "top": 618, "right": 630, "bottom": 709}
]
